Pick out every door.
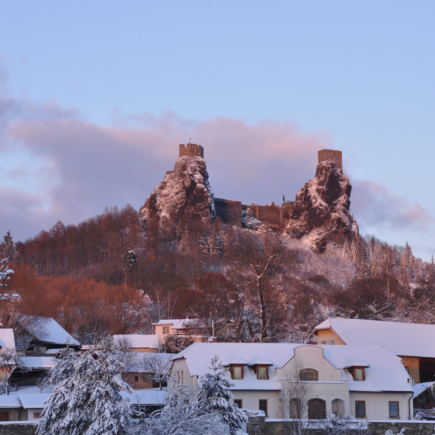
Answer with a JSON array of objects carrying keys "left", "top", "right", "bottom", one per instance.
[{"left": 308, "top": 399, "right": 326, "bottom": 419}]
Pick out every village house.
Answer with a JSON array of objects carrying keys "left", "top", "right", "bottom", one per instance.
[
  {"left": 121, "top": 353, "right": 172, "bottom": 390},
  {"left": 113, "top": 334, "right": 159, "bottom": 353},
  {"left": 170, "top": 343, "right": 413, "bottom": 420},
  {"left": 313, "top": 317, "right": 435, "bottom": 384},
  {"left": 17, "top": 316, "right": 81, "bottom": 355},
  {"left": 153, "top": 319, "right": 205, "bottom": 346}
]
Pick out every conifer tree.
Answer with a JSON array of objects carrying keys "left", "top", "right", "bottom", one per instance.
[
  {"left": 197, "top": 356, "right": 247, "bottom": 435},
  {"left": 37, "top": 348, "right": 132, "bottom": 435}
]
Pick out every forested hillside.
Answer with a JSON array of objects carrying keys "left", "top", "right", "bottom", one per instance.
[{"left": 2, "top": 201, "right": 434, "bottom": 345}]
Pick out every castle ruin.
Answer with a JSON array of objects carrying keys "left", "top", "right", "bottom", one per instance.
[
  {"left": 168, "top": 145, "right": 343, "bottom": 230},
  {"left": 318, "top": 149, "right": 343, "bottom": 172},
  {"left": 179, "top": 143, "right": 204, "bottom": 158}
]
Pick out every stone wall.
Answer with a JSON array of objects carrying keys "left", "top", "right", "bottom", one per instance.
[
  {"left": 0, "top": 423, "right": 36, "bottom": 435},
  {"left": 214, "top": 198, "right": 242, "bottom": 226},
  {"left": 245, "top": 202, "right": 294, "bottom": 231},
  {"left": 318, "top": 149, "right": 343, "bottom": 172},
  {"left": 246, "top": 416, "right": 435, "bottom": 435}
]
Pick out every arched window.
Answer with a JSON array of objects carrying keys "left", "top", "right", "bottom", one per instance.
[
  {"left": 300, "top": 369, "right": 318, "bottom": 381},
  {"left": 308, "top": 398, "right": 326, "bottom": 419}
]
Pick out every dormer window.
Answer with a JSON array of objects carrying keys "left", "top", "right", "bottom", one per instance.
[
  {"left": 257, "top": 366, "right": 268, "bottom": 380},
  {"left": 353, "top": 367, "right": 365, "bottom": 381},
  {"left": 300, "top": 369, "right": 318, "bottom": 381},
  {"left": 231, "top": 365, "right": 244, "bottom": 380}
]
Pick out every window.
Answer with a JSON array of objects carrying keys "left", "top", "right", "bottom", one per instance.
[
  {"left": 300, "top": 369, "right": 318, "bottom": 381},
  {"left": 142, "top": 376, "right": 146, "bottom": 382},
  {"left": 353, "top": 368, "right": 364, "bottom": 381},
  {"left": 308, "top": 399, "right": 326, "bottom": 419},
  {"left": 234, "top": 399, "right": 243, "bottom": 408},
  {"left": 163, "top": 327, "right": 169, "bottom": 334},
  {"left": 33, "top": 411, "right": 42, "bottom": 419},
  {"left": 184, "top": 400, "right": 189, "bottom": 405},
  {"left": 257, "top": 366, "right": 268, "bottom": 380},
  {"left": 329, "top": 340, "right": 335, "bottom": 345},
  {"left": 134, "top": 375, "right": 138, "bottom": 382},
  {"left": 259, "top": 400, "right": 268, "bottom": 416},
  {"left": 176, "top": 371, "right": 184, "bottom": 383},
  {"left": 389, "top": 402, "right": 399, "bottom": 418},
  {"left": 231, "top": 365, "right": 243, "bottom": 380},
  {"left": 355, "top": 401, "right": 366, "bottom": 418}
]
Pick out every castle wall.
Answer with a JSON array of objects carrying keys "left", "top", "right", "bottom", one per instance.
[
  {"left": 243, "top": 202, "right": 294, "bottom": 231},
  {"left": 214, "top": 198, "right": 242, "bottom": 227},
  {"left": 318, "top": 149, "right": 343, "bottom": 172}
]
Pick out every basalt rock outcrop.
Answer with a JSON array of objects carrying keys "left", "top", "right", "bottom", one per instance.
[
  {"left": 140, "top": 155, "right": 216, "bottom": 227},
  {"left": 285, "top": 160, "right": 358, "bottom": 253}
]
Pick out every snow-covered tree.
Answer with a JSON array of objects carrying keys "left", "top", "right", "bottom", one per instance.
[
  {"left": 130, "top": 384, "right": 230, "bottom": 435},
  {"left": 0, "top": 232, "right": 18, "bottom": 265},
  {"left": 197, "top": 356, "right": 247, "bottom": 435},
  {"left": 0, "top": 258, "right": 13, "bottom": 288},
  {"left": 37, "top": 348, "right": 133, "bottom": 435}
]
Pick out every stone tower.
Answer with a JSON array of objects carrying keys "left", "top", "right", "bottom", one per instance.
[
  {"left": 318, "top": 149, "right": 343, "bottom": 172},
  {"left": 179, "top": 143, "right": 204, "bottom": 158}
]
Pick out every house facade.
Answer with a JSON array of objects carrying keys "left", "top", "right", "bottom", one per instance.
[
  {"left": 313, "top": 317, "right": 435, "bottom": 384},
  {"left": 170, "top": 343, "right": 413, "bottom": 420},
  {"left": 153, "top": 319, "right": 205, "bottom": 345},
  {"left": 113, "top": 334, "right": 159, "bottom": 353}
]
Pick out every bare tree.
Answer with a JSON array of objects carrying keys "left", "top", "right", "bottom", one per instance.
[
  {"left": 142, "top": 354, "right": 172, "bottom": 390},
  {"left": 0, "top": 347, "right": 20, "bottom": 395}
]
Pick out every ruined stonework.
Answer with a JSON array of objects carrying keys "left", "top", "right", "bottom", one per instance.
[
  {"left": 214, "top": 198, "right": 242, "bottom": 226},
  {"left": 140, "top": 153, "right": 216, "bottom": 226},
  {"left": 285, "top": 159, "right": 358, "bottom": 253},
  {"left": 245, "top": 202, "right": 294, "bottom": 232},
  {"left": 318, "top": 149, "right": 343, "bottom": 172}
]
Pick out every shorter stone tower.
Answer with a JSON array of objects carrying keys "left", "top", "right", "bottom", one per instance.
[
  {"left": 318, "top": 149, "right": 343, "bottom": 172},
  {"left": 179, "top": 143, "right": 204, "bottom": 158}
]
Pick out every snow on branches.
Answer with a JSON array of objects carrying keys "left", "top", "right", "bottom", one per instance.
[{"left": 37, "top": 348, "right": 133, "bottom": 435}]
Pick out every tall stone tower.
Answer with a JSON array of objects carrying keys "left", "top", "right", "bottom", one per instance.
[
  {"left": 179, "top": 143, "right": 204, "bottom": 158},
  {"left": 318, "top": 149, "right": 343, "bottom": 172}
]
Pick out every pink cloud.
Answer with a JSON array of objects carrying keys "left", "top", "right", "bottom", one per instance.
[
  {"left": 351, "top": 179, "right": 432, "bottom": 231},
  {"left": 0, "top": 84, "right": 432, "bottom": 243}
]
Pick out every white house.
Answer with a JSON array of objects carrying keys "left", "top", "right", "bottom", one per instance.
[
  {"left": 170, "top": 343, "right": 413, "bottom": 420},
  {"left": 153, "top": 319, "right": 205, "bottom": 345},
  {"left": 313, "top": 317, "right": 435, "bottom": 384},
  {"left": 113, "top": 334, "right": 159, "bottom": 353}
]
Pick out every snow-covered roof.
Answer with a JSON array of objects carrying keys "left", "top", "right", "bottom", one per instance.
[
  {"left": 0, "top": 329, "right": 15, "bottom": 351},
  {"left": 20, "top": 357, "right": 57, "bottom": 369},
  {"left": 314, "top": 317, "right": 435, "bottom": 358},
  {"left": 221, "top": 355, "right": 249, "bottom": 366},
  {"left": 113, "top": 334, "right": 159, "bottom": 349},
  {"left": 18, "top": 394, "right": 50, "bottom": 409},
  {"left": 0, "top": 396, "right": 21, "bottom": 408},
  {"left": 322, "top": 345, "right": 412, "bottom": 392},
  {"left": 153, "top": 319, "right": 199, "bottom": 329},
  {"left": 21, "top": 316, "right": 80, "bottom": 347},
  {"left": 175, "top": 343, "right": 412, "bottom": 393},
  {"left": 120, "top": 389, "right": 167, "bottom": 405},
  {"left": 413, "top": 382, "right": 435, "bottom": 399}
]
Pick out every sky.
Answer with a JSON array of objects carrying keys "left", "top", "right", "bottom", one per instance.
[{"left": 0, "top": 1, "right": 434, "bottom": 260}]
